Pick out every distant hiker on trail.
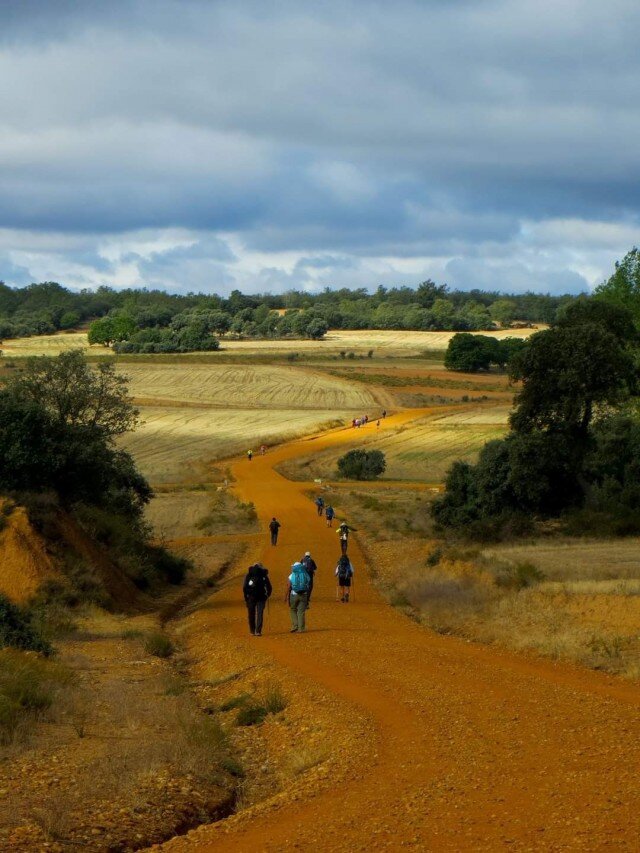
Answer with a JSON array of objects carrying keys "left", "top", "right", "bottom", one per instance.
[
  {"left": 315, "top": 495, "right": 325, "bottom": 516},
  {"left": 285, "top": 561, "right": 311, "bottom": 633},
  {"left": 243, "top": 563, "right": 272, "bottom": 636},
  {"left": 247, "top": 449, "right": 253, "bottom": 461},
  {"left": 337, "top": 521, "right": 357, "bottom": 555},
  {"left": 300, "top": 551, "right": 318, "bottom": 603},
  {"left": 325, "top": 505, "right": 335, "bottom": 527},
  {"left": 376, "top": 419, "right": 380, "bottom": 429},
  {"left": 352, "top": 418, "right": 357, "bottom": 429},
  {"left": 260, "top": 444, "right": 267, "bottom": 456},
  {"left": 269, "top": 517, "right": 281, "bottom": 546},
  {"left": 335, "top": 554, "right": 354, "bottom": 603},
  {"left": 382, "top": 409, "right": 387, "bottom": 419}
]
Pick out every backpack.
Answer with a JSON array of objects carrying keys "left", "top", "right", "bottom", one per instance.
[
  {"left": 290, "top": 567, "right": 310, "bottom": 594},
  {"left": 337, "top": 556, "right": 352, "bottom": 582},
  {"left": 246, "top": 569, "right": 268, "bottom": 601},
  {"left": 301, "top": 555, "right": 316, "bottom": 574}
]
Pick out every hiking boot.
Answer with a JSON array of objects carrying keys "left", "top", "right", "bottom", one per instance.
[
  {"left": 290, "top": 628, "right": 298, "bottom": 633},
  {"left": 254, "top": 632, "right": 262, "bottom": 636}
]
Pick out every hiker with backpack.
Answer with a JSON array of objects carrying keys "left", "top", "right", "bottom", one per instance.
[
  {"left": 325, "top": 505, "right": 335, "bottom": 527},
  {"left": 243, "top": 563, "right": 272, "bottom": 636},
  {"left": 247, "top": 449, "right": 253, "bottom": 461},
  {"left": 285, "top": 561, "right": 311, "bottom": 633},
  {"left": 315, "top": 495, "right": 325, "bottom": 517},
  {"left": 335, "top": 554, "right": 354, "bottom": 603},
  {"left": 337, "top": 521, "right": 356, "bottom": 555},
  {"left": 300, "top": 551, "right": 318, "bottom": 603},
  {"left": 269, "top": 517, "right": 281, "bottom": 546}
]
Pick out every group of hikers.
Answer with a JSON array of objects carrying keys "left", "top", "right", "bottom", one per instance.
[
  {"left": 242, "top": 509, "right": 356, "bottom": 635},
  {"left": 246, "top": 445, "right": 267, "bottom": 461},
  {"left": 352, "top": 409, "right": 386, "bottom": 429},
  {"left": 314, "top": 496, "right": 335, "bottom": 526}
]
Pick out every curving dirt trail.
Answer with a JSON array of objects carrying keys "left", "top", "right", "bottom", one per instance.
[{"left": 158, "top": 413, "right": 640, "bottom": 852}]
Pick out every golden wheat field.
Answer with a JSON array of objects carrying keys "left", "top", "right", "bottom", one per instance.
[
  {"left": 123, "top": 363, "right": 377, "bottom": 409},
  {"left": 0, "top": 326, "right": 537, "bottom": 358},
  {"left": 0, "top": 331, "right": 98, "bottom": 356},
  {"left": 123, "top": 406, "right": 356, "bottom": 483}
]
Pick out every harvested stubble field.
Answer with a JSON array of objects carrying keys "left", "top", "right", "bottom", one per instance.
[
  {"left": 277, "top": 406, "right": 511, "bottom": 483},
  {"left": 124, "top": 363, "right": 377, "bottom": 410},
  {"left": 120, "top": 363, "right": 379, "bottom": 484},
  {"left": 123, "top": 406, "right": 355, "bottom": 484}
]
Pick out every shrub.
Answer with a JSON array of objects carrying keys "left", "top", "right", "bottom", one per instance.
[
  {"left": 219, "top": 693, "right": 251, "bottom": 712},
  {"left": 144, "top": 632, "right": 175, "bottom": 658},
  {"left": 0, "top": 650, "right": 73, "bottom": 744},
  {"left": 337, "top": 449, "right": 386, "bottom": 480},
  {"left": 236, "top": 703, "right": 267, "bottom": 726},
  {"left": 263, "top": 686, "right": 287, "bottom": 715},
  {"left": 0, "top": 594, "right": 52, "bottom": 656}
]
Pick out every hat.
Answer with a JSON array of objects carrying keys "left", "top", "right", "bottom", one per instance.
[{"left": 305, "top": 551, "right": 311, "bottom": 556}]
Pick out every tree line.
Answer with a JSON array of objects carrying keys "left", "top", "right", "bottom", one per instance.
[{"left": 0, "top": 278, "right": 580, "bottom": 350}]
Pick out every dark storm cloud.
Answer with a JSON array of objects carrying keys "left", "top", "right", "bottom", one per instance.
[{"left": 1, "top": 0, "right": 640, "bottom": 292}]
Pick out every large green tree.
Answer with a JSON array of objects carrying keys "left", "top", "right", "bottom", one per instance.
[
  {"left": 509, "top": 325, "right": 636, "bottom": 436},
  {"left": 594, "top": 248, "right": 640, "bottom": 328}
]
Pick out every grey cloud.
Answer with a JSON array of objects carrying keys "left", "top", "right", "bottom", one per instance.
[{"left": 0, "top": 1, "right": 639, "bottom": 292}]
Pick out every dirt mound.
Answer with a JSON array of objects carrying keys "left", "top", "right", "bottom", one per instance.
[{"left": 0, "top": 502, "right": 60, "bottom": 603}]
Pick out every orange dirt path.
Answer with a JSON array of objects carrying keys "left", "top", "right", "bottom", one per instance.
[{"left": 158, "top": 412, "right": 640, "bottom": 852}]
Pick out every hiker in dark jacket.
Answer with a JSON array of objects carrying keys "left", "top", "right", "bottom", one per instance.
[
  {"left": 300, "top": 551, "right": 318, "bottom": 603},
  {"left": 314, "top": 495, "right": 325, "bottom": 516},
  {"left": 269, "top": 517, "right": 281, "bottom": 545},
  {"left": 243, "top": 563, "right": 272, "bottom": 636},
  {"left": 325, "top": 505, "right": 335, "bottom": 527},
  {"left": 335, "top": 554, "right": 354, "bottom": 603}
]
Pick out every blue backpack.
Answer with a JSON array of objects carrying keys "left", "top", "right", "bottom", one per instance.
[{"left": 290, "top": 566, "right": 310, "bottom": 593}]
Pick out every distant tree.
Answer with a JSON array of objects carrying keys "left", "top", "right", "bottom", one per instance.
[
  {"left": 594, "top": 248, "right": 640, "bottom": 328},
  {"left": 489, "top": 299, "right": 517, "bottom": 327},
  {"left": 445, "top": 333, "right": 497, "bottom": 372},
  {"left": 306, "top": 317, "right": 329, "bottom": 339},
  {"left": 337, "top": 449, "right": 386, "bottom": 480},
  {"left": 59, "top": 310, "right": 81, "bottom": 330},
  {"left": 88, "top": 313, "right": 135, "bottom": 347},
  {"left": 416, "top": 279, "right": 448, "bottom": 308}
]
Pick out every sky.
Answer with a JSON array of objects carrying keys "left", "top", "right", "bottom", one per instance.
[{"left": 1, "top": 0, "right": 640, "bottom": 296}]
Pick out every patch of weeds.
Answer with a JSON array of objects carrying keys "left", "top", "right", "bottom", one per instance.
[
  {"left": 0, "top": 650, "right": 73, "bottom": 744},
  {"left": 162, "top": 674, "right": 186, "bottom": 696},
  {"left": 588, "top": 635, "right": 624, "bottom": 661},
  {"left": 286, "top": 745, "right": 329, "bottom": 777},
  {"left": 426, "top": 547, "right": 443, "bottom": 567},
  {"left": 220, "top": 756, "right": 245, "bottom": 778},
  {"left": 144, "top": 632, "right": 175, "bottom": 658},
  {"left": 205, "top": 671, "right": 242, "bottom": 688},
  {"left": 236, "top": 703, "right": 268, "bottom": 727},
  {"left": 495, "top": 561, "right": 545, "bottom": 591},
  {"left": 219, "top": 693, "right": 251, "bottom": 712},
  {"left": 263, "top": 686, "right": 287, "bottom": 715},
  {"left": 389, "top": 588, "right": 411, "bottom": 608},
  {"left": 121, "top": 628, "right": 144, "bottom": 640}
]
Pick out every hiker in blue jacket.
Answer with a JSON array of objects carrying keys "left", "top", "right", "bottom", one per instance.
[
  {"left": 285, "top": 561, "right": 311, "bottom": 633},
  {"left": 314, "top": 495, "right": 325, "bottom": 516}
]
